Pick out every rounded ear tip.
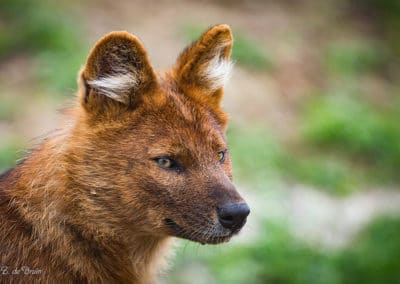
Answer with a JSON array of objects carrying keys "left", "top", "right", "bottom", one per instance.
[
  {"left": 210, "top": 24, "right": 232, "bottom": 34},
  {"left": 212, "top": 24, "right": 232, "bottom": 32},
  {"left": 84, "top": 31, "right": 148, "bottom": 80},
  {"left": 96, "top": 31, "right": 141, "bottom": 45},
  {"left": 203, "top": 24, "right": 233, "bottom": 44}
]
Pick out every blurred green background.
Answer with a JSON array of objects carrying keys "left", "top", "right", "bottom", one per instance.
[{"left": 1, "top": 0, "right": 399, "bottom": 283}]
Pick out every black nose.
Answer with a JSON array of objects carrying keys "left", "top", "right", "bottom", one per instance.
[{"left": 217, "top": 203, "right": 250, "bottom": 231}]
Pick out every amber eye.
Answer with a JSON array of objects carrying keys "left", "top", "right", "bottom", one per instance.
[
  {"left": 155, "top": 157, "right": 181, "bottom": 171},
  {"left": 157, "top": 158, "right": 173, "bottom": 168},
  {"left": 217, "top": 150, "right": 226, "bottom": 163}
]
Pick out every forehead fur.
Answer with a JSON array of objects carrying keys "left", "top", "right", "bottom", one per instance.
[
  {"left": 160, "top": 73, "right": 230, "bottom": 127},
  {"left": 122, "top": 80, "right": 228, "bottom": 154},
  {"left": 153, "top": 81, "right": 226, "bottom": 138}
]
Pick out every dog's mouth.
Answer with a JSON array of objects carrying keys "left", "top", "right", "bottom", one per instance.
[{"left": 163, "top": 218, "right": 233, "bottom": 244}]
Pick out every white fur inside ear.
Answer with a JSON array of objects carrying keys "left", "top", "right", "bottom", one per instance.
[
  {"left": 203, "top": 54, "right": 233, "bottom": 91},
  {"left": 87, "top": 73, "right": 137, "bottom": 104}
]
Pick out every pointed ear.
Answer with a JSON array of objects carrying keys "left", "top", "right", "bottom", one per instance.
[
  {"left": 79, "top": 31, "right": 157, "bottom": 115},
  {"left": 173, "top": 24, "right": 233, "bottom": 107}
]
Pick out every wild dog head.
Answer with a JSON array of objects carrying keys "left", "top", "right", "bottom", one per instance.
[{"left": 70, "top": 24, "right": 249, "bottom": 244}]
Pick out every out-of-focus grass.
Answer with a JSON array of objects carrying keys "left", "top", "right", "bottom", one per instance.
[
  {"left": 227, "top": 125, "right": 358, "bottom": 195},
  {"left": 325, "top": 40, "right": 388, "bottom": 76},
  {"left": 231, "top": 34, "right": 272, "bottom": 70},
  {"left": 227, "top": 126, "right": 284, "bottom": 185},
  {"left": 282, "top": 155, "right": 358, "bottom": 195},
  {"left": 0, "top": 96, "right": 20, "bottom": 121},
  {"left": 0, "top": 139, "right": 24, "bottom": 172},
  {"left": 301, "top": 93, "right": 400, "bottom": 185},
  {"left": 0, "top": 0, "right": 87, "bottom": 94},
  {"left": 283, "top": 28, "right": 397, "bottom": 193},
  {"left": 350, "top": 0, "right": 400, "bottom": 60},
  {"left": 338, "top": 216, "right": 400, "bottom": 284},
  {"left": 182, "top": 25, "right": 272, "bottom": 70},
  {"left": 212, "top": 216, "right": 400, "bottom": 284},
  {"left": 206, "top": 223, "right": 339, "bottom": 284},
  {"left": 167, "top": 216, "right": 400, "bottom": 284},
  {"left": 228, "top": 101, "right": 400, "bottom": 195}
]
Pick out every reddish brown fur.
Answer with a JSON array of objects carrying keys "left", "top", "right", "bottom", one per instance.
[{"left": 0, "top": 25, "right": 248, "bottom": 283}]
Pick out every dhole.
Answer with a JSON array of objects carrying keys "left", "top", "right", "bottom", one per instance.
[{"left": 0, "top": 24, "right": 249, "bottom": 283}]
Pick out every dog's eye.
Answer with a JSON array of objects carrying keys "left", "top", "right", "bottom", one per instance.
[
  {"left": 157, "top": 158, "right": 174, "bottom": 169},
  {"left": 217, "top": 150, "right": 226, "bottom": 163},
  {"left": 155, "top": 157, "right": 180, "bottom": 171}
]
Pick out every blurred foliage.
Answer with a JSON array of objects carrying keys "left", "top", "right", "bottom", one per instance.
[
  {"left": 0, "top": 138, "right": 24, "bottom": 172},
  {"left": 0, "top": 0, "right": 87, "bottom": 94},
  {"left": 301, "top": 93, "right": 400, "bottom": 184},
  {"left": 0, "top": 96, "right": 21, "bottom": 121},
  {"left": 183, "top": 25, "right": 272, "bottom": 70},
  {"left": 227, "top": 126, "right": 284, "bottom": 184},
  {"left": 350, "top": 0, "right": 400, "bottom": 61},
  {"left": 339, "top": 216, "right": 400, "bottom": 284},
  {"left": 169, "top": 216, "right": 400, "bottom": 284},
  {"left": 282, "top": 155, "right": 357, "bottom": 195},
  {"left": 228, "top": 125, "right": 358, "bottom": 195},
  {"left": 229, "top": 93, "right": 400, "bottom": 193},
  {"left": 325, "top": 40, "right": 389, "bottom": 76},
  {"left": 207, "top": 223, "right": 338, "bottom": 284},
  {"left": 231, "top": 34, "right": 272, "bottom": 70}
]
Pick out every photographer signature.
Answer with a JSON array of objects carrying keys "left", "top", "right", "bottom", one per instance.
[{"left": 1, "top": 265, "right": 43, "bottom": 276}]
